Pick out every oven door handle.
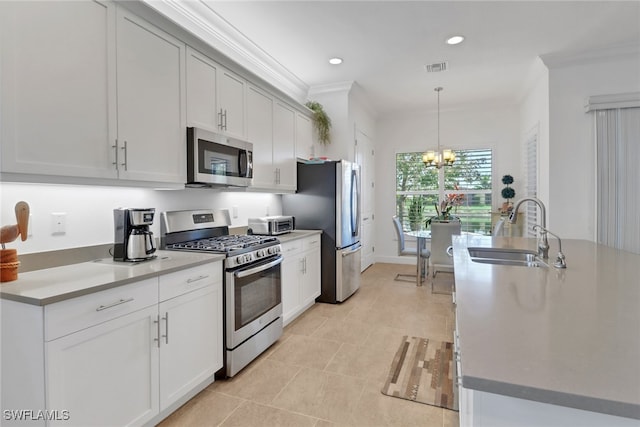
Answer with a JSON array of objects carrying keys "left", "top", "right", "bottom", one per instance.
[{"left": 234, "top": 255, "right": 283, "bottom": 278}]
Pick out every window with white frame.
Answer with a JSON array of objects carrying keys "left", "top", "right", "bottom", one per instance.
[{"left": 396, "top": 149, "right": 492, "bottom": 234}]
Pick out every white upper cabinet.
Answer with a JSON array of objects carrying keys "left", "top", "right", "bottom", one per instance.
[
  {"left": 186, "top": 47, "right": 218, "bottom": 131},
  {"left": 186, "top": 47, "right": 246, "bottom": 139},
  {"left": 116, "top": 8, "right": 186, "bottom": 184},
  {"left": 247, "top": 85, "right": 275, "bottom": 188},
  {"left": 247, "top": 86, "right": 298, "bottom": 192},
  {"left": 0, "top": 2, "right": 187, "bottom": 185},
  {"left": 0, "top": 1, "right": 117, "bottom": 179},
  {"left": 272, "top": 101, "right": 297, "bottom": 191},
  {"left": 218, "top": 69, "right": 246, "bottom": 138},
  {"left": 295, "top": 113, "right": 314, "bottom": 161}
]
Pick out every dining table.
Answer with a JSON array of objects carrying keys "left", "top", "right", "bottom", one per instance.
[{"left": 406, "top": 230, "right": 431, "bottom": 286}]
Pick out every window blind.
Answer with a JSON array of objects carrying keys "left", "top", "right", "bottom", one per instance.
[
  {"left": 524, "top": 131, "right": 538, "bottom": 237},
  {"left": 596, "top": 107, "right": 640, "bottom": 254}
]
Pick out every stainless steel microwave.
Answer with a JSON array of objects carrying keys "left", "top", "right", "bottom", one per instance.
[{"left": 187, "top": 127, "right": 253, "bottom": 187}]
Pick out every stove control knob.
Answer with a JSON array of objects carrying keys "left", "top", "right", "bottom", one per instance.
[
  {"left": 256, "top": 249, "right": 265, "bottom": 258},
  {"left": 245, "top": 254, "right": 253, "bottom": 262},
  {"left": 235, "top": 255, "right": 245, "bottom": 265}
]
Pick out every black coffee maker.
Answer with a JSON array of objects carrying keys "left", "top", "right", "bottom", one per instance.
[{"left": 113, "top": 208, "right": 157, "bottom": 262}]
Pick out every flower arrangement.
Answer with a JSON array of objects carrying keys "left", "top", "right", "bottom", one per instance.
[{"left": 425, "top": 185, "right": 464, "bottom": 227}]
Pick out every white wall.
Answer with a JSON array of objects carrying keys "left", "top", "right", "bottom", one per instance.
[
  {"left": 543, "top": 47, "right": 640, "bottom": 240},
  {"left": 0, "top": 182, "right": 281, "bottom": 254},
  {"left": 374, "top": 105, "right": 521, "bottom": 264}
]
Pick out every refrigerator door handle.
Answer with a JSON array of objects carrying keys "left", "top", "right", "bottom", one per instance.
[
  {"left": 341, "top": 245, "right": 362, "bottom": 257},
  {"left": 350, "top": 169, "right": 360, "bottom": 236}
]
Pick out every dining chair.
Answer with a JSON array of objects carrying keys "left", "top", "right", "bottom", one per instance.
[
  {"left": 430, "top": 221, "right": 461, "bottom": 278},
  {"left": 392, "top": 216, "right": 430, "bottom": 282}
]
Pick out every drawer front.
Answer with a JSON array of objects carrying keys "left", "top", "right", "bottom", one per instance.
[
  {"left": 281, "top": 240, "right": 303, "bottom": 256},
  {"left": 159, "top": 261, "right": 222, "bottom": 302},
  {"left": 303, "top": 235, "right": 321, "bottom": 252},
  {"left": 45, "top": 278, "right": 158, "bottom": 341}
]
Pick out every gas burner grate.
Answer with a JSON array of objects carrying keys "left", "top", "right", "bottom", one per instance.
[{"left": 167, "top": 235, "right": 279, "bottom": 254}]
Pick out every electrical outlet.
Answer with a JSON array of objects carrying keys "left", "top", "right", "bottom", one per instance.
[
  {"left": 232, "top": 206, "right": 239, "bottom": 219},
  {"left": 51, "top": 212, "right": 66, "bottom": 235},
  {"left": 265, "top": 205, "right": 270, "bottom": 216}
]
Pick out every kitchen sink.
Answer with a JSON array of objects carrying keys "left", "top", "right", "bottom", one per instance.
[{"left": 467, "top": 247, "right": 547, "bottom": 267}]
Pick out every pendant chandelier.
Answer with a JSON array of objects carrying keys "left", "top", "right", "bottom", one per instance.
[{"left": 422, "top": 87, "right": 455, "bottom": 168}]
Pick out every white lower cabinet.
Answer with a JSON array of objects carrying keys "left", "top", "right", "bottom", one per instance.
[
  {"left": 158, "top": 282, "right": 222, "bottom": 411},
  {"left": 1, "top": 262, "right": 222, "bottom": 427},
  {"left": 46, "top": 305, "right": 160, "bottom": 426},
  {"left": 281, "top": 235, "right": 321, "bottom": 325}
]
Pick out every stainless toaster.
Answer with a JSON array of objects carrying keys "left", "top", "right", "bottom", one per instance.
[{"left": 247, "top": 216, "right": 295, "bottom": 235}]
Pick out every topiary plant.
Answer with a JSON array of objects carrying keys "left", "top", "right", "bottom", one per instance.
[
  {"left": 501, "top": 174, "right": 516, "bottom": 210},
  {"left": 305, "top": 101, "right": 332, "bottom": 145}
]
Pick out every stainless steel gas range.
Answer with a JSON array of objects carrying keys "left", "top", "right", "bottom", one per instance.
[{"left": 160, "top": 209, "right": 283, "bottom": 377}]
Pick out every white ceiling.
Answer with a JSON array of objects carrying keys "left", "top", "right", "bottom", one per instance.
[{"left": 157, "top": 1, "right": 640, "bottom": 115}]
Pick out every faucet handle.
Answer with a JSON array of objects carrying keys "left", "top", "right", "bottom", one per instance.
[{"left": 554, "top": 252, "right": 567, "bottom": 269}]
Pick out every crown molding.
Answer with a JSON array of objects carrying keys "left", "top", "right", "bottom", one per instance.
[
  {"left": 308, "top": 81, "right": 355, "bottom": 97},
  {"left": 540, "top": 42, "right": 640, "bottom": 69},
  {"left": 142, "top": 0, "right": 309, "bottom": 103}
]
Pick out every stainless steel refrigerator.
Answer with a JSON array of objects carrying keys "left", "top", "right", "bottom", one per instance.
[{"left": 282, "top": 160, "right": 361, "bottom": 303}]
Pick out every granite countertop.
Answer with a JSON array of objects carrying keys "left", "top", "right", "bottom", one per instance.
[
  {"left": 452, "top": 235, "right": 640, "bottom": 419},
  {"left": 0, "top": 250, "right": 224, "bottom": 306}
]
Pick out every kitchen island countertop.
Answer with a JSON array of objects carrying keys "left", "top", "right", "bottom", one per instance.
[
  {"left": 0, "top": 250, "right": 224, "bottom": 306},
  {"left": 452, "top": 235, "right": 640, "bottom": 420}
]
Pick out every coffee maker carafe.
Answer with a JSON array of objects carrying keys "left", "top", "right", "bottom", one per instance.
[{"left": 113, "top": 208, "right": 157, "bottom": 262}]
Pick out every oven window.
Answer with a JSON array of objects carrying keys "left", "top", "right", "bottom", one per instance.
[{"left": 234, "top": 263, "right": 281, "bottom": 330}]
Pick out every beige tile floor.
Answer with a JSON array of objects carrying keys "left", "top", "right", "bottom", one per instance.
[{"left": 159, "top": 263, "right": 460, "bottom": 427}]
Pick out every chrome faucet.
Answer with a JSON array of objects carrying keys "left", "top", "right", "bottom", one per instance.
[
  {"left": 509, "top": 197, "right": 549, "bottom": 259},
  {"left": 533, "top": 225, "right": 567, "bottom": 268}
]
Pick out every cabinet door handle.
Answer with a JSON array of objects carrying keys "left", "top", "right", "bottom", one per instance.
[
  {"left": 154, "top": 314, "right": 161, "bottom": 348},
  {"left": 223, "top": 109, "right": 228, "bottom": 130},
  {"left": 121, "top": 140, "right": 128, "bottom": 171},
  {"left": 218, "top": 109, "right": 224, "bottom": 129},
  {"left": 162, "top": 312, "right": 169, "bottom": 344},
  {"left": 112, "top": 140, "right": 118, "bottom": 169},
  {"left": 96, "top": 297, "right": 134, "bottom": 311},
  {"left": 187, "top": 275, "right": 209, "bottom": 284}
]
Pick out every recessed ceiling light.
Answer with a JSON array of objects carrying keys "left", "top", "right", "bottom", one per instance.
[
  {"left": 329, "top": 57, "right": 343, "bottom": 65},
  {"left": 446, "top": 35, "right": 465, "bottom": 45}
]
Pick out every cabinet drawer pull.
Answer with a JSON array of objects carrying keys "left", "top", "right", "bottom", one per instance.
[
  {"left": 96, "top": 297, "right": 134, "bottom": 312},
  {"left": 186, "top": 275, "right": 209, "bottom": 284}
]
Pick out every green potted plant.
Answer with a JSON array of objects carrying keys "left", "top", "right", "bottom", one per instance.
[
  {"left": 501, "top": 174, "right": 516, "bottom": 212},
  {"left": 305, "top": 101, "right": 332, "bottom": 145}
]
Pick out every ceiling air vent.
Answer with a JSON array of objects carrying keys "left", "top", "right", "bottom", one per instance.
[{"left": 425, "top": 61, "right": 448, "bottom": 73}]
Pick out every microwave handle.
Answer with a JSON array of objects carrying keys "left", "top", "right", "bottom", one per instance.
[{"left": 239, "top": 150, "right": 252, "bottom": 177}]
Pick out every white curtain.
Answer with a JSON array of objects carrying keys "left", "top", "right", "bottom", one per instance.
[{"left": 594, "top": 106, "right": 640, "bottom": 254}]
